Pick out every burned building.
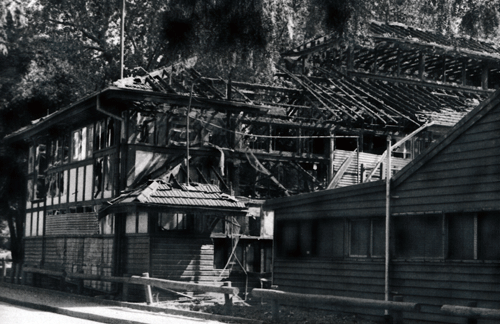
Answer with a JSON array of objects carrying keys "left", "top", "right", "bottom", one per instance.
[{"left": 3, "top": 21, "right": 500, "bottom": 300}]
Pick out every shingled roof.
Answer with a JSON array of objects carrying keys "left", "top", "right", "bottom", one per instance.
[{"left": 100, "top": 179, "right": 246, "bottom": 218}]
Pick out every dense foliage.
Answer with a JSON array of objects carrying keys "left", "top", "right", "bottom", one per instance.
[{"left": 1, "top": 0, "right": 500, "bottom": 262}]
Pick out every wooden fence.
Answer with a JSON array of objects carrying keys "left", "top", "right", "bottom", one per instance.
[
  {"left": 252, "top": 288, "right": 500, "bottom": 324},
  {"left": 20, "top": 265, "right": 239, "bottom": 314},
  {"left": 5, "top": 260, "right": 500, "bottom": 323}
]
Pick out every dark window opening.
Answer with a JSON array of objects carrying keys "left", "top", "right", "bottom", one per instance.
[
  {"left": 447, "top": 214, "right": 474, "bottom": 260},
  {"left": 394, "top": 215, "right": 442, "bottom": 259},
  {"left": 478, "top": 212, "right": 500, "bottom": 260}
]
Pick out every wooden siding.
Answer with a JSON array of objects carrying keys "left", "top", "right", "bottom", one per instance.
[
  {"left": 273, "top": 258, "right": 500, "bottom": 323},
  {"left": 393, "top": 106, "right": 500, "bottom": 214},
  {"left": 124, "top": 235, "right": 150, "bottom": 275},
  {"left": 273, "top": 259, "right": 386, "bottom": 318},
  {"left": 25, "top": 236, "right": 114, "bottom": 292},
  {"left": 24, "top": 237, "right": 43, "bottom": 266},
  {"left": 267, "top": 182, "right": 386, "bottom": 220},
  {"left": 150, "top": 235, "right": 219, "bottom": 284},
  {"left": 45, "top": 213, "right": 99, "bottom": 236}
]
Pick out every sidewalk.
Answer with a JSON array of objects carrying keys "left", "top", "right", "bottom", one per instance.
[{"left": 0, "top": 282, "right": 262, "bottom": 324}]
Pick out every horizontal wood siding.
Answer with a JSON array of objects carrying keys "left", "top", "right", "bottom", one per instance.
[
  {"left": 393, "top": 107, "right": 500, "bottom": 214},
  {"left": 271, "top": 183, "right": 386, "bottom": 220},
  {"left": 150, "top": 235, "right": 219, "bottom": 284},
  {"left": 24, "top": 237, "right": 43, "bottom": 267},
  {"left": 273, "top": 258, "right": 500, "bottom": 323},
  {"left": 27, "top": 236, "right": 114, "bottom": 293},
  {"left": 273, "top": 258, "right": 386, "bottom": 318},
  {"left": 83, "top": 237, "right": 114, "bottom": 292},
  {"left": 45, "top": 213, "right": 99, "bottom": 236},
  {"left": 391, "top": 261, "right": 500, "bottom": 324},
  {"left": 124, "top": 235, "right": 150, "bottom": 275}
]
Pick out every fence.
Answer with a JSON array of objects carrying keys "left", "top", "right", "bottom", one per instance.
[
  {"left": 252, "top": 287, "right": 500, "bottom": 324},
  {"left": 20, "top": 265, "right": 239, "bottom": 314},
  {"left": 6, "top": 261, "right": 500, "bottom": 323}
]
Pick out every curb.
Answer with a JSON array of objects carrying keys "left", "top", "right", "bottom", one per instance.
[{"left": 0, "top": 282, "right": 263, "bottom": 324}]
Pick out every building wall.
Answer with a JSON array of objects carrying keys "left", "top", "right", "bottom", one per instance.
[
  {"left": 269, "top": 99, "right": 500, "bottom": 323},
  {"left": 392, "top": 101, "right": 500, "bottom": 214}
]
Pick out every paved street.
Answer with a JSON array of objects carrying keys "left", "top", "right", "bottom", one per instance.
[
  {"left": 0, "top": 283, "right": 251, "bottom": 324},
  {"left": 0, "top": 301, "right": 101, "bottom": 324}
]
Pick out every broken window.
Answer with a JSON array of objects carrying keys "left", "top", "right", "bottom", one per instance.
[
  {"left": 103, "top": 156, "right": 113, "bottom": 198},
  {"left": 34, "top": 144, "right": 47, "bottom": 200},
  {"left": 158, "top": 212, "right": 189, "bottom": 231},
  {"left": 94, "top": 157, "right": 103, "bottom": 199}
]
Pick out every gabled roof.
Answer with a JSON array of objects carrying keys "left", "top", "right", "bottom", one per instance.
[
  {"left": 100, "top": 179, "right": 246, "bottom": 218},
  {"left": 391, "top": 89, "right": 500, "bottom": 188}
]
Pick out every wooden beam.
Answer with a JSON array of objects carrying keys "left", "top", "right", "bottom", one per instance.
[
  {"left": 419, "top": 53, "right": 426, "bottom": 80},
  {"left": 482, "top": 62, "right": 489, "bottom": 90}
]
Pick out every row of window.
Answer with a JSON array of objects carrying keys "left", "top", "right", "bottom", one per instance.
[
  {"left": 28, "top": 118, "right": 116, "bottom": 175},
  {"left": 276, "top": 212, "right": 500, "bottom": 261},
  {"left": 27, "top": 154, "right": 115, "bottom": 203}
]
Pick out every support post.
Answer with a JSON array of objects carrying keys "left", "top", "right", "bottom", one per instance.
[
  {"left": 77, "top": 270, "right": 84, "bottom": 294},
  {"left": 223, "top": 281, "right": 233, "bottom": 315},
  {"left": 122, "top": 274, "right": 129, "bottom": 301},
  {"left": 15, "top": 263, "right": 22, "bottom": 284},
  {"left": 1, "top": 259, "right": 5, "bottom": 282},
  {"left": 482, "top": 63, "right": 489, "bottom": 90},
  {"left": 59, "top": 269, "right": 66, "bottom": 291},
  {"left": 10, "top": 262, "right": 16, "bottom": 283},
  {"left": 142, "top": 272, "right": 154, "bottom": 305},
  {"left": 392, "top": 295, "right": 404, "bottom": 324},
  {"left": 21, "top": 265, "right": 27, "bottom": 285},
  {"left": 467, "top": 301, "right": 478, "bottom": 324},
  {"left": 384, "top": 135, "right": 392, "bottom": 316}
]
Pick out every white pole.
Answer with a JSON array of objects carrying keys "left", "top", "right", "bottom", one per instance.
[
  {"left": 384, "top": 135, "right": 392, "bottom": 310},
  {"left": 186, "top": 83, "right": 194, "bottom": 184},
  {"left": 120, "top": 0, "right": 125, "bottom": 79}
]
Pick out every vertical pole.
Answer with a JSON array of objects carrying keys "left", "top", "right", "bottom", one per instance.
[
  {"left": 142, "top": 272, "right": 153, "bottom": 305},
  {"left": 392, "top": 295, "right": 404, "bottom": 324},
  {"left": 120, "top": 0, "right": 125, "bottom": 79},
  {"left": 329, "top": 133, "right": 335, "bottom": 184},
  {"left": 467, "top": 301, "right": 478, "bottom": 324},
  {"left": 122, "top": 274, "right": 129, "bottom": 301},
  {"left": 384, "top": 135, "right": 392, "bottom": 312},
  {"left": 1, "top": 259, "right": 5, "bottom": 282},
  {"left": 223, "top": 282, "right": 233, "bottom": 315},
  {"left": 186, "top": 83, "right": 194, "bottom": 185}
]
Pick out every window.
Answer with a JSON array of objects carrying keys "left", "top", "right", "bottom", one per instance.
[
  {"left": 317, "top": 219, "right": 344, "bottom": 257},
  {"left": 158, "top": 212, "right": 189, "bottom": 230},
  {"left": 100, "top": 214, "right": 115, "bottom": 234},
  {"left": 394, "top": 215, "right": 442, "bottom": 259},
  {"left": 478, "top": 212, "right": 500, "bottom": 260},
  {"left": 447, "top": 213, "right": 474, "bottom": 260},
  {"left": 34, "top": 144, "right": 47, "bottom": 200},
  {"left": 275, "top": 220, "right": 320, "bottom": 258},
  {"left": 349, "top": 218, "right": 384, "bottom": 258}
]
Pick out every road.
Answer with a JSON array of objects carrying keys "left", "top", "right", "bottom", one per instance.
[
  {"left": 0, "top": 300, "right": 229, "bottom": 324},
  {"left": 0, "top": 301, "right": 101, "bottom": 324}
]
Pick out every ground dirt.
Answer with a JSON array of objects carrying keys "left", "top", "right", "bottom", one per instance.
[{"left": 152, "top": 295, "right": 377, "bottom": 324}]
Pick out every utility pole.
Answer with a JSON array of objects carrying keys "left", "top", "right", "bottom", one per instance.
[{"left": 120, "top": 0, "right": 125, "bottom": 79}]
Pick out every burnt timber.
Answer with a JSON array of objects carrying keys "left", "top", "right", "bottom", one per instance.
[{"left": 4, "top": 21, "right": 500, "bottom": 301}]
